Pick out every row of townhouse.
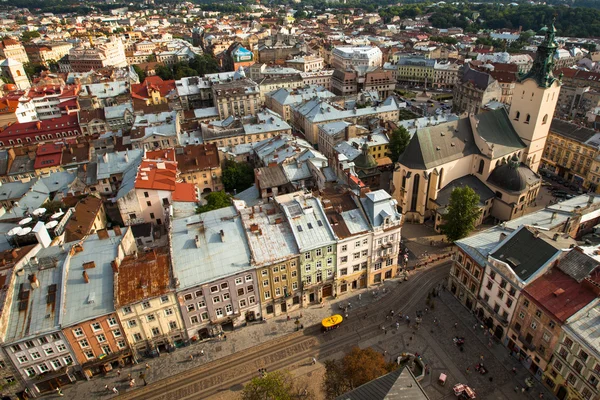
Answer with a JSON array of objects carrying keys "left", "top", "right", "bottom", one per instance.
[
  {"left": 0, "top": 190, "right": 400, "bottom": 398},
  {"left": 447, "top": 193, "right": 600, "bottom": 400},
  {"left": 169, "top": 188, "right": 402, "bottom": 340}
]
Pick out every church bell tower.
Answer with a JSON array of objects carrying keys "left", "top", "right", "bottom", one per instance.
[{"left": 508, "top": 22, "right": 561, "bottom": 173}]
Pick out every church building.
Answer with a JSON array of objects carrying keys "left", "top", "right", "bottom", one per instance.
[{"left": 392, "top": 24, "right": 561, "bottom": 228}]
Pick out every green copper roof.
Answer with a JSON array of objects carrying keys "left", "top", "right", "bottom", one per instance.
[{"left": 517, "top": 22, "right": 560, "bottom": 88}]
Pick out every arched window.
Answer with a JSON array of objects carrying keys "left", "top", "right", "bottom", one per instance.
[
  {"left": 525, "top": 114, "right": 531, "bottom": 124},
  {"left": 514, "top": 111, "right": 520, "bottom": 121},
  {"left": 542, "top": 114, "right": 548, "bottom": 125},
  {"left": 478, "top": 159, "right": 484, "bottom": 174},
  {"left": 411, "top": 174, "right": 420, "bottom": 212},
  {"left": 496, "top": 160, "right": 500, "bottom": 167},
  {"left": 438, "top": 168, "right": 444, "bottom": 190},
  {"left": 16, "top": 70, "right": 21, "bottom": 77}
]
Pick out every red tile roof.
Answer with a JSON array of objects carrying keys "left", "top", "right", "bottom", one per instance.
[
  {"left": 146, "top": 148, "right": 176, "bottom": 162},
  {"left": 131, "top": 76, "right": 176, "bottom": 101},
  {"left": 173, "top": 182, "right": 198, "bottom": 202},
  {"left": 134, "top": 159, "right": 177, "bottom": 191},
  {"left": 34, "top": 142, "right": 63, "bottom": 169},
  {"left": 523, "top": 268, "right": 597, "bottom": 323},
  {"left": 0, "top": 114, "right": 80, "bottom": 145}
]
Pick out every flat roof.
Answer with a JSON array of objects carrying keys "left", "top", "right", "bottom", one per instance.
[
  {"left": 62, "top": 229, "right": 129, "bottom": 326},
  {"left": 115, "top": 249, "right": 171, "bottom": 306},
  {"left": 239, "top": 202, "right": 298, "bottom": 266},
  {"left": 170, "top": 206, "right": 253, "bottom": 290}
]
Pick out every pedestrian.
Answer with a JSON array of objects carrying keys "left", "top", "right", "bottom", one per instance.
[
  {"left": 105, "top": 384, "right": 110, "bottom": 391},
  {"left": 345, "top": 313, "right": 348, "bottom": 319},
  {"left": 300, "top": 324, "right": 304, "bottom": 329},
  {"left": 112, "top": 387, "right": 119, "bottom": 394},
  {"left": 358, "top": 293, "right": 362, "bottom": 301},
  {"left": 201, "top": 349, "right": 205, "bottom": 356},
  {"left": 539, "top": 393, "right": 544, "bottom": 399},
  {"left": 391, "top": 310, "right": 395, "bottom": 316},
  {"left": 384, "top": 328, "right": 387, "bottom": 335},
  {"left": 116, "top": 369, "right": 121, "bottom": 377},
  {"left": 512, "top": 367, "right": 517, "bottom": 374},
  {"left": 127, "top": 373, "right": 132, "bottom": 380},
  {"left": 287, "top": 315, "right": 290, "bottom": 321},
  {"left": 473, "top": 323, "right": 477, "bottom": 330},
  {"left": 129, "top": 379, "right": 135, "bottom": 387},
  {"left": 514, "top": 386, "right": 519, "bottom": 393},
  {"left": 312, "top": 357, "right": 317, "bottom": 365},
  {"left": 55, "top": 388, "right": 64, "bottom": 397},
  {"left": 396, "top": 322, "right": 400, "bottom": 330},
  {"left": 454, "top": 322, "right": 458, "bottom": 328},
  {"left": 145, "top": 363, "right": 150, "bottom": 370},
  {"left": 223, "top": 335, "right": 227, "bottom": 341},
  {"left": 480, "top": 355, "right": 484, "bottom": 361},
  {"left": 466, "top": 367, "right": 470, "bottom": 373},
  {"left": 189, "top": 354, "right": 194, "bottom": 361},
  {"left": 521, "top": 388, "right": 526, "bottom": 394}
]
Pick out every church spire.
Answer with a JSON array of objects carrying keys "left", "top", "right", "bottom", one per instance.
[{"left": 517, "top": 21, "right": 560, "bottom": 89}]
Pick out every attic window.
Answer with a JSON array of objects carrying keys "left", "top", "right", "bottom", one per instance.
[
  {"left": 317, "top": 220, "right": 323, "bottom": 227},
  {"left": 297, "top": 225, "right": 303, "bottom": 232},
  {"left": 307, "top": 223, "right": 313, "bottom": 229}
]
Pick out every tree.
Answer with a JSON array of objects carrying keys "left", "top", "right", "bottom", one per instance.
[
  {"left": 196, "top": 191, "right": 231, "bottom": 214},
  {"left": 323, "top": 347, "right": 393, "bottom": 399},
  {"left": 440, "top": 186, "right": 482, "bottom": 242},
  {"left": 132, "top": 65, "right": 146, "bottom": 82},
  {"left": 241, "top": 371, "right": 294, "bottom": 400},
  {"left": 388, "top": 126, "right": 411, "bottom": 163},
  {"left": 221, "top": 160, "right": 255, "bottom": 193},
  {"left": 155, "top": 65, "right": 173, "bottom": 80},
  {"left": 21, "top": 31, "right": 40, "bottom": 42}
]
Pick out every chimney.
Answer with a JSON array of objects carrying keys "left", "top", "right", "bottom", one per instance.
[
  {"left": 220, "top": 229, "right": 225, "bottom": 242},
  {"left": 589, "top": 195, "right": 594, "bottom": 205},
  {"left": 111, "top": 259, "right": 119, "bottom": 273},
  {"left": 113, "top": 225, "right": 122, "bottom": 236},
  {"left": 11, "top": 249, "right": 18, "bottom": 259},
  {"left": 82, "top": 270, "right": 90, "bottom": 283},
  {"left": 551, "top": 212, "right": 557, "bottom": 221},
  {"left": 97, "top": 229, "right": 109, "bottom": 240},
  {"left": 553, "top": 233, "right": 560, "bottom": 241}
]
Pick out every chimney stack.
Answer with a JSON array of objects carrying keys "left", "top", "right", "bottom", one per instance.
[
  {"left": 83, "top": 271, "right": 89, "bottom": 283},
  {"left": 113, "top": 225, "right": 122, "bottom": 236},
  {"left": 220, "top": 229, "right": 225, "bottom": 242},
  {"left": 97, "top": 229, "right": 109, "bottom": 240}
]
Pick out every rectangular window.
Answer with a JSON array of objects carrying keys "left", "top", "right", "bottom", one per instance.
[
  {"left": 142, "top": 301, "right": 151, "bottom": 309},
  {"left": 30, "top": 351, "right": 41, "bottom": 360},
  {"left": 107, "top": 317, "right": 117, "bottom": 327},
  {"left": 96, "top": 334, "right": 107, "bottom": 343},
  {"left": 213, "top": 296, "right": 221, "bottom": 304},
  {"left": 84, "top": 350, "right": 94, "bottom": 359},
  {"left": 123, "top": 306, "right": 132, "bottom": 314},
  {"left": 56, "top": 343, "right": 66, "bottom": 352},
  {"left": 151, "top": 327, "right": 160, "bottom": 336},
  {"left": 113, "top": 329, "right": 122, "bottom": 338},
  {"left": 128, "top": 320, "right": 137, "bottom": 328},
  {"left": 79, "top": 339, "right": 90, "bottom": 348},
  {"left": 44, "top": 347, "right": 54, "bottom": 356},
  {"left": 316, "top": 248, "right": 322, "bottom": 257},
  {"left": 73, "top": 328, "right": 84, "bottom": 337}
]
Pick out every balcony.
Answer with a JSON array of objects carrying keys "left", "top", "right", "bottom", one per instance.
[
  {"left": 479, "top": 300, "right": 509, "bottom": 326},
  {"left": 518, "top": 335, "right": 537, "bottom": 351}
]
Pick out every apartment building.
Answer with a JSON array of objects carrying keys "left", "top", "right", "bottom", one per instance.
[
  {"left": 2, "top": 245, "right": 79, "bottom": 397},
  {"left": 331, "top": 46, "right": 382, "bottom": 70},
  {"left": 170, "top": 206, "right": 260, "bottom": 339},
  {"left": 360, "top": 191, "right": 402, "bottom": 285},
  {"left": 115, "top": 150, "right": 197, "bottom": 226},
  {"left": 322, "top": 190, "right": 371, "bottom": 294},
  {"left": 477, "top": 226, "right": 570, "bottom": 343},
  {"left": 175, "top": 143, "right": 222, "bottom": 193},
  {"left": 395, "top": 56, "right": 436, "bottom": 86},
  {"left": 285, "top": 54, "right": 324, "bottom": 73},
  {"left": 114, "top": 249, "right": 185, "bottom": 358},
  {"left": 546, "top": 299, "right": 600, "bottom": 400},
  {"left": 453, "top": 64, "right": 501, "bottom": 115},
  {"left": 61, "top": 228, "right": 136, "bottom": 378},
  {"left": 0, "top": 39, "right": 29, "bottom": 65},
  {"left": 68, "top": 37, "right": 128, "bottom": 72},
  {"left": 541, "top": 119, "right": 598, "bottom": 191},
  {"left": 506, "top": 257, "right": 598, "bottom": 380},
  {"left": 276, "top": 191, "right": 337, "bottom": 304},
  {"left": 212, "top": 78, "right": 260, "bottom": 119},
  {"left": 240, "top": 202, "right": 302, "bottom": 318}
]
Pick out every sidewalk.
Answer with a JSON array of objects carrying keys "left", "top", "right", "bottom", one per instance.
[{"left": 59, "top": 277, "right": 407, "bottom": 399}]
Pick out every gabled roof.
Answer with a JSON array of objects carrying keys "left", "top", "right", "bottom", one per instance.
[
  {"left": 397, "top": 117, "right": 479, "bottom": 169},
  {"left": 473, "top": 108, "right": 526, "bottom": 158},
  {"left": 489, "top": 226, "right": 561, "bottom": 282},
  {"left": 134, "top": 159, "right": 177, "bottom": 191},
  {"left": 131, "top": 75, "right": 176, "bottom": 101}
]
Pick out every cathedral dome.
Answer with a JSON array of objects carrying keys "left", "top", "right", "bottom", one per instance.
[{"left": 487, "top": 154, "right": 533, "bottom": 193}]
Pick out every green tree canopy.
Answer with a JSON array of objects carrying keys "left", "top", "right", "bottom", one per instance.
[
  {"left": 241, "top": 371, "right": 294, "bottom": 400},
  {"left": 440, "top": 186, "right": 482, "bottom": 243},
  {"left": 222, "top": 160, "right": 255, "bottom": 193},
  {"left": 21, "top": 31, "right": 40, "bottom": 42},
  {"left": 132, "top": 65, "right": 146, "bottom": 82},
  {"left": 388, "top": 126, "right": 411, "bottom": 163},
  {"left": 196, "top": 191, "right": 231, "bottom": 214}
]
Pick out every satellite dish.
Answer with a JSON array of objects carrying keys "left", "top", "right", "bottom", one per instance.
[
  {"left": 18, "top": 227, "right": 32, "bottom": 236},
  {"left": 18, "top": 217, "right": 33, "bottom": 226},
  {"left": 45, "top": 221, "right": 58, "bottom": 229},
  {"left": 32, "top": 208, "right": 47, "bottom": 216}
]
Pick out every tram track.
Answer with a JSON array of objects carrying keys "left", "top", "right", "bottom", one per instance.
[{"left": 118, "top": 262, "right": 451, "bottom": 400}]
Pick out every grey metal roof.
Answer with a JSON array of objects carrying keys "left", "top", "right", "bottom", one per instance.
[
  {"left": 435, "top": 175, "right": 495, "bottom": 212},
  {"left": 557, "top": 249, "right": 600, "bottom": 282},
  {"left": 95, "top": 149, "right": 144, "bottom": 180},
  {"left": 336, "top": 367, "right": 429, "bottom": 400},
  {"left": 276, "top": 192, "right": 337, "bottom": 252},
  {"left": 474, "top": 108, "right": 526, "bottom": 158},
  {"left": 564, "top": 299, "right": 600, "bottom": 361},
  {"left": 0, "top": 180, "right": 35, "bottom": 202},
  {"left": 61, "top": 229, "right": 129, "bottom": 326},
  {"left": 550, "top": 119, "right": 597, "bottom": 144},
  {"left": 170, "top": 206, "right": 253, "bottom": 290},
  {"left": 239, "top": 203, "right": 298, "bottom": 266},
  {"left": 0, "top": 179, "right": 50, "bottom": 221},
  {"left": 5, "top": 245, "right": 71, "bottom": 342},
  {"left": 41, "top": 171, "right": 77, "bottom": 195},
  {"left": 361, "top": 190, "right": 401, "bottom": 228},
  {"left": 489, "top": 226, "right": 561, "bottom": 282},
  {"left": 397, "top": 117, "right": 479, "bottom": 169}
]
